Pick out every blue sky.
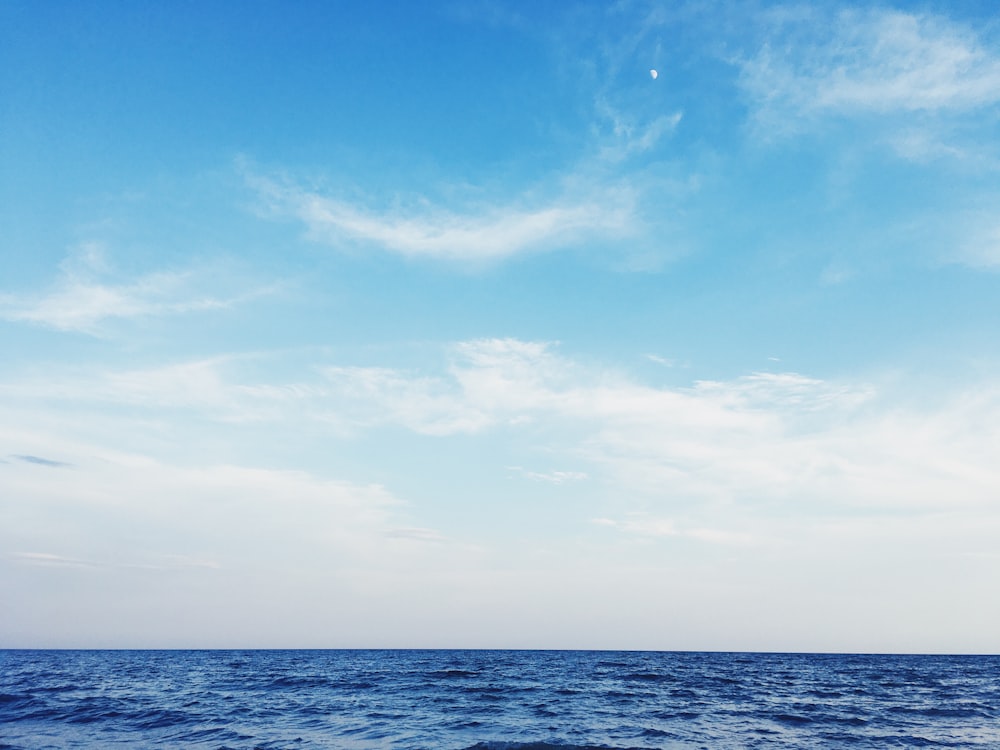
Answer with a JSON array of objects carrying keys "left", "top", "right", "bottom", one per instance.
[{"left": 2, "top": 0, "right": 1000, "bottom": 652}]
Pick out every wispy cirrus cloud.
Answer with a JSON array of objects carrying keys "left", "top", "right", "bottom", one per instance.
[
  {"left": 11, "top": 552, "right": 100, "bottom": 569},
  {"left": 594, "top": 100, "right": 683, "bottom": 162},
  {"left": 508, "top": 466, "right": 588, "bottom": 484},
  {"left": 319, "top": 365, "right": 490, "bottom": 435},
  {"left": 385, "top": 527, "right": 448, "bottom": 543},
  {"left": 304, "top": 338, "right": 1000, "bottom": 518},
  {"left": 957, "top": 216, "right": 1000, "bottom": 269},
  {"left": 9, "top": 454, "right": 72, "bottom": 468},
  {"left": 317, "top": 338, "right": 870, "bottom": 436},
  {"left": 1, "top": 448, "right": 410, "bottom": 569},
  {"left": 740, "top": 8, "right": 1000, "bottom": 133},
  {"left": 246, "top": 170, "right": 637, "bottom": 264},
  {"left": 0, "top": 245, "right": 277, "bottom": 335},
  {"left": 4, "top": 338, "right": 999, "bottom": 526},
  {"left": 591, "top": 516, "right": 756, "bottom": 546},
  {"left": 10, "top": 551, "right": 220, "bottom": 571}
]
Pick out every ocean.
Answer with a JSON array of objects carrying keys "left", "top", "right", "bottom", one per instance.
[{"left": 1, "top": 650, "right": 997, "bottom": 749}]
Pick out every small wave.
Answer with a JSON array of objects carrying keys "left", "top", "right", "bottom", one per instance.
[
  {"left": 807, "top": 689, "right": 844, "bottom": 699},
  {"left": 364, "top": 710, "right": 410, "bottom": 721},
  {"left": 772, "top": 713, "right": 813, "bottom": 725},
  {"left": 667, "top": 688, "right": 699, "bottom": 700},
  {"left": 164, "top": 725, "right": 252, "bottom": 743},
  {"left": 531, "top": 703, "right": 559, "bottom": 718},
  {"left": 640, "top": 727, "right": 679, "bottom": 739},
  {"left": 889, "top": 704, "right": 993, "bottom": 719},
  {"left": 34, "top": 683, "right": 80, "bottom": 694},
  {"left": 446, "top": 719, "right": 486, "bottom": 730},
  {"left": 463, "top": 744, "right": 655, "bottom": 750},
  {"left": 465, "top": 686, "right": 506, "bottom": 695},
  {"left": 333, "top": 679, "right": 377, "bottom": 690},
  {"left": 14, "top": 707, "right": 62, "bottom": 723},
  {"left": 898, "top": 737, "right": 962, "bottom": 748},
  {"left": 621, "top": 672, "right": 670, "bottom": 682},
  {"left": 650, "top": 709, "right": 700, "bottom": 721},
  {"left": 707, "top": 675, "right": 741, "bottom": 685},
  {"left": 828, "top": 715, "right": 869, "bottom": 726},
  {"left": 4, "top": 650, "right": 997, "bottom": 750},
  {"left": 267, "top": 675, "right": 330, "bottom": 689},
  {"left": 133, "top": 708, "right": 195, "bottom": 730},
  {"left": 0, "top": 692, "right": 43, "bottom": 719}
]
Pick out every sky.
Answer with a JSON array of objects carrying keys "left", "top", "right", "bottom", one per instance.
[{"left": 2, "top": 0, "right": 999, "bottom": 653}]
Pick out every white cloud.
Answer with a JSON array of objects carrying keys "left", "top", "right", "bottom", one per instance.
[
  {"left": 0, "top": 245, "right": 276, "bottom": 335},
  {"left": 305, "top": 339, "right": 999, "bottom": 519},
  {"left": 0, "top": 271, "right": 220, "bottom": 333},
  {"left": 0, "top": 355, "right": 317, "bottom": 432},
  {"left": 594, "top": 98, "right": 683, "bottom": 161},
  {"left": 0, "top": 442, "right": 406, "bottom": 568},
  {"left": 508, "top": 466, "right": 588, "bottom": 484},
  {"left": 958, "top": 218, "right": 1000, "bottom": 268},
  {"left": 644, "top": 353, "right": 676, "bottom": 367},
  {"left": 319, "top": 365, "right": 490, "bottom": 435},
  {"left": 10, "top": 551, "right": 220, "bottom": 571},
  {"left": 0, "top": 434, "right": 469, "bottom": 646},
  {"left": 11, "top": 552, "right": 100, "bottom": 569},
  {"left": 741, "top": 9, "right": 1000, "bottom": 130},
  {"left": 385, "top": 527, "right": 448, "bottom": 542},
  {"left": 248, "top": 172, "right": 636, "bottom": 263},
  {"left": 888, "top": 128, "right": 973, "bottom": 163},
  {"left": 3, "top": 339, "right": 999, "bottom": 648},
  {"left": 591, "top": 515, "right": 756, "bottom": 546},
  {"left": 4, "top": 338, "right": 999, "bottom": 524}
]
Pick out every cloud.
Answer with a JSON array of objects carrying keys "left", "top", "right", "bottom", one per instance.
[
  {"left": 957, "top": 218, "right": 1000, "bottom": 268},
  {"left": 301, "top": 338, "right": 999, "bottom": 518},
  {"left": 9, "top": 551, "right": 220, "bottom": 571},
  {"left": 11, "top": 552, "right": 99, "bottom": 569},
  {"left": 0, "top": 355, "right": 306, "bottom": 431},
  {"left": 4, "top": 338, "right": 999, "bottom": 524},
  {"left": 508, "top": 466, "right": 588, "bottom": 484},
  {"left": 0, "top": 245, "right": 276, "bottom": 335},
  {"left": 4, "top": 338, "right": 999, "bottom": 648},
  {"left": 592, "top": 516, "right": 756, "bottom": 546},
  {"left": 319, "top": 365, "right": 489, "bottom": 435},
  {"left": 315, "top": 339, "right": 581, "bottom": 434},
  {"left": 0, "top": 433, "right": 491, "bottom": 646},
  {"left": 888, "top": 128, "right": 974, "bottom": 163},
  {"left": 10, "top": 454, "right": 72, "bottom": 468},
  {"left": 2, "top": 448, "right": 406, "bottom": 568},
  {"left": 644, "top": 354, "right": 676, "bottom": 367},
  {"left": 385, "top": 527, "right": 447, "bottom": 542},
  {"left": 740, "top": 8, "right": 1000, "bottom": 131},
  {"left": 246, "top": 171, "right": 637, "bottom": 264},
  {"left": 594, "top": 102, "right": 683, "bottom": 162}
]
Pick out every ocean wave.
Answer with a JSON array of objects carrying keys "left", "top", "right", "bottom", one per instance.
[
  {"left": 2, "top": 650, "right": 998, "bottom": 750},
  {"left": 429, "top": 669, "right": 480, "bottom": 678},
  {"left": 462, "top": 744, "right": 655, "bottom": 750}
]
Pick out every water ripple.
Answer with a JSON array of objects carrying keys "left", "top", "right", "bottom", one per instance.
[{"left": 1, "top": 650, "right": 998, "bottom": 749}]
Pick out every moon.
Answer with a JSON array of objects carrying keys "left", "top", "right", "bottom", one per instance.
[{"left": 650, "top": 69, "right": 658, "bottom": 80}]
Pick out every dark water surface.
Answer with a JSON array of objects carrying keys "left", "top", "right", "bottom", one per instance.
[{"left": 1, "top": 650, "right": 997, "bottom": 749}]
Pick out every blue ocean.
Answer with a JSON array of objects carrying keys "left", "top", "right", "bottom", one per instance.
[{"left": 1, "top": 650, "right": 997, "bottom": 749}]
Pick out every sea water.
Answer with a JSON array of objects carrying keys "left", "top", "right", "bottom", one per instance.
[{"left": 1, "top": 650, "right": 997, "bottom": 749}]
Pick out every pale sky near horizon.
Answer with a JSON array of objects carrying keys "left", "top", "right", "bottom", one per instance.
[{"left": 2, "top": 0, "right": 999, "bottom": 652}]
